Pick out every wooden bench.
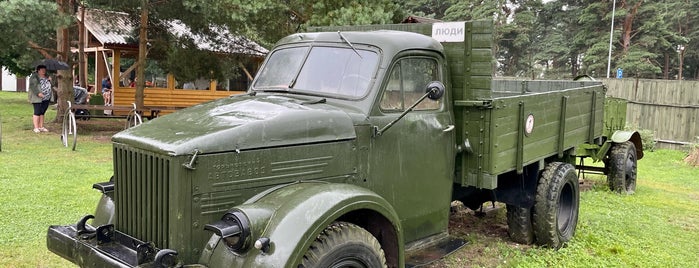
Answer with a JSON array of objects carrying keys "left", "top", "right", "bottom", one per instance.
[
  {"left": 66, "top": 102, "right": 142, "bottom": 129},
  {"left": 61, "top": 102, "right": 187, "bottom": 150},
  {"left": 71, "top": 104, "right": 137, "bottom": 119}
]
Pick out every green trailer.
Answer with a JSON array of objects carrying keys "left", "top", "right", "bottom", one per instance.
[{"left": 47, "top": 20, "right": 641, "bottom": 268}]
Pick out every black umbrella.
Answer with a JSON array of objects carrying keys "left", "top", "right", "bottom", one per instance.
[{"left": 32, "top": 58, "right": 69, "bottom": 71}]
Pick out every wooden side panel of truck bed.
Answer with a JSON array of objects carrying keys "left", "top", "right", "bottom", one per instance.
[{"left": 460, "top": 81, "right": 605, "bottom": 189}]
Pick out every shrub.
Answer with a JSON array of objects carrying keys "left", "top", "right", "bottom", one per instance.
[
  {"left": 637, "top": 128, "right": 656, "bottom": 152},
  {"left": 625, "top": 125, "right": 656, "bottom": 152}
]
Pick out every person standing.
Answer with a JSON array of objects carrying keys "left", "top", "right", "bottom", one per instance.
[{"left": 27, "top": 65, "right": 52, "bottom": 133}]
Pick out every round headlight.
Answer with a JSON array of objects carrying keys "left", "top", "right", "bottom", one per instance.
[
  {"left": 221, "top": 211, "right": 250, "bottom": 252},
  {"left": 204, "top": 210, "right": 251, "bottom": 253}
]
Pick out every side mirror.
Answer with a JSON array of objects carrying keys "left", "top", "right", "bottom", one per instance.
[
  {"left": 426, "top": 81, "right": 445, "bottom": 100},
  {"left": 374, "top": 80, "right": 446, "bottom": 137}
]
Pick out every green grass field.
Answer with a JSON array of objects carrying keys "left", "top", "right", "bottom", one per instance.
[{"left": 1, "top": 91, "right": 698, "bottom": 267}]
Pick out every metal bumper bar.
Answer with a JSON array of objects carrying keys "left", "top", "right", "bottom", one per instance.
[{"left": 47, "top": 216, "right": 181, "bottom": 268}]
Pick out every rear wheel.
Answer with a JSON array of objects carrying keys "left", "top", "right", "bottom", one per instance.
[
  {"left": 607, "top": 141, "right": 637, "bottom": 194},
  {"left": 533, "top": 162, "right": 579, "bottom": 249},
  {"left": 300, "top": 222, "right": 387, "bottom": 268},
  {"left": 506, "top": 205, "right": 534, "bottom": 244}
]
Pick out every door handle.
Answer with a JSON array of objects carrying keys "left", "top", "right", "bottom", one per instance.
[{"left": 443, "top": 125, "right": 455, "bottom": 132}]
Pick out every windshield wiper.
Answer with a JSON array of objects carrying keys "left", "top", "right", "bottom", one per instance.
[
  {"left": 255, "top": 87, "right": 290, "bottom": 93},
  {"left": 301, "top": 98, "right": 326, "bottom": 105},
  {"left": 338, "top": 31, "right": 362, "bottom": 59}
]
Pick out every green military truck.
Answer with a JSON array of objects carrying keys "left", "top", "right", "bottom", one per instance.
[{"left": 47, "top": 21, "right": 642, "bottom": 267}]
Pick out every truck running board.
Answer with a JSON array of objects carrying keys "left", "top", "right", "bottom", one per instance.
[{"left": 405, "top": 234, "right": 467, "bottom": 267}]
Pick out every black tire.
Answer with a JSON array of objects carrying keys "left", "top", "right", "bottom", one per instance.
[
  {"left": 607, "top": 141, "right": 637, "bottom": 194},
  {"left": 300, "top": 221, "right": 387, "bottom": 268},
  {"left": 533, "top": 162, "right": 579, "bottom": 249},
  {"left": 506, "top": 204, "right": 534, "bottom": 244}
]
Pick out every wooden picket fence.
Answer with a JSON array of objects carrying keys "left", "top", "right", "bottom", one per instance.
[{"left": 602, "top": 78, "right": 699, "bottom": 149}]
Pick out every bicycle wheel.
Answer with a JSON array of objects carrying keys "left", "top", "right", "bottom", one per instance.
[
  {"left": 125, "top": 111, "right": 143, "bottom": 129},
  {"left": 69, "top": 111, "right": 77, "bottom": 150},
  {"left": 61, "top": 111, "right": 78, "bottom": 150},
  {"left": 61, "top": 112, "right": 70, "bottom": 147}
]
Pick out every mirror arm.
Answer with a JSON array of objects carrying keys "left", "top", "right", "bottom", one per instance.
[{"left": 374, "top": 89, "right": 434, "bottom": 137}]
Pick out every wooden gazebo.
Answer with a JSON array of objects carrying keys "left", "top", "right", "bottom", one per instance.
[{"left": 76, "top": 8, "right": 267, "bottom": 111}]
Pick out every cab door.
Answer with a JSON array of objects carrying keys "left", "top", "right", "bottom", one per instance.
[{"left": 367, "top": 53, "right": 455, "bottom": 243}]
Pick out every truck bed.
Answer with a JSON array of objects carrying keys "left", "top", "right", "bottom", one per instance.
[{"left": 456, "top": 79, "right": 605, "bottom": 189}]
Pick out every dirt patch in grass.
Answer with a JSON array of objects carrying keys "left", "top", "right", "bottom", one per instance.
[
  {"left": 423, "top": 202, "right": 531, "bottom": 268},
  {"left": 425, "top": 180, "right": 601, "bottom": 268}
]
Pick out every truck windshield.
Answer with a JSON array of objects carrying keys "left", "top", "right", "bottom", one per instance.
[{"left": 253, "top": 46, "right": 379, "bottom": 98}]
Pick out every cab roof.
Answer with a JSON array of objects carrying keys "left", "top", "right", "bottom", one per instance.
[{"left": 274, "top": 30, "right": 444, "bottom": 56}]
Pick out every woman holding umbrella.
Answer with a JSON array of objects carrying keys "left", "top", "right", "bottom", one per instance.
[{"left": 28, "top": 65, "right": 52, "bottom": 133}]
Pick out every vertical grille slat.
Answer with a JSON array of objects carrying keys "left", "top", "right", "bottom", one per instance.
[
  {"left": 114, "top": 145, "right": 171, "bottom": 249},
  {"left": 148, "top": 155, "right": 155, "bottom": 245}
]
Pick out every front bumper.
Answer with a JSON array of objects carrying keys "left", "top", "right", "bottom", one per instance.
[{"left": 47, "top": 216, "right": 189, "bottom": 267}]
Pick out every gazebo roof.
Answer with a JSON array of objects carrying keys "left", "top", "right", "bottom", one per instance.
[{"left": 78, "top": 8, "right": 268, "bottom": 56}]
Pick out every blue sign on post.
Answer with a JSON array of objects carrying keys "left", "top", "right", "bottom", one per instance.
[{"left": 616, "top": 68, "right": 623, "bottom": 79}]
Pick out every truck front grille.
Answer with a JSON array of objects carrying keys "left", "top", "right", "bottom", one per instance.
[{"left": 114, "top": 146, "right": 171, "bottom": 248}]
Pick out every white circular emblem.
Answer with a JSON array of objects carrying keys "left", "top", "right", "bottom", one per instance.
[{"left": 525, "top": 114, "right": 534, "bottom": 136}]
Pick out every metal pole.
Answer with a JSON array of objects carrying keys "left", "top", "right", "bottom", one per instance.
[
  {"left": 606, "top": 0, "right": 616, "bottom": 78},
  {"left": 678, "top": 46, "right": 685, "bottom": 80}
]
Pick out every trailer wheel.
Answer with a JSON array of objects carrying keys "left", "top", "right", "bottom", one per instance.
[
  {"left": 607, "top": 141, "right": 637, "bottom": 194},
  {"left": 506, "top": 205, "right": 534, "bottom": 244},
  {"left": 300, "top": 221, "right": 387, "bottom": 268},
  {"left": 533, "top": 162, "right": 579, "bottom": 249}
]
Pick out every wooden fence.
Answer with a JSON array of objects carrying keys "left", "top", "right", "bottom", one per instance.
[{"left": 602, "top": 78, "right": 699, "bottom": 149}]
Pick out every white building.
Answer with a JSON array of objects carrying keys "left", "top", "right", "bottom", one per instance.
[{"left": 1, "top": 67, "right": 26, "bottom": 92}]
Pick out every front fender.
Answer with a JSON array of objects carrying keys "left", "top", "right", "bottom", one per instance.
[
  {"left": 200, "top": 181, "right": 403, "bottom": 268},
  {"left": 611, "top": 130, "right": 644, "bottom": 160},
  {"left": 91, "top": 194, "right": 115, "bottom": 226}
]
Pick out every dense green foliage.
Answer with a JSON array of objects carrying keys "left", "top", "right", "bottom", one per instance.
[
  {"left": 1, "top": 1, "right": 697, "bottom": 82},
  {"left": 402, "top": 0, "right": 699, "bottom": 80},
  {"left": 0, "top": 0, "right": 71, "bottom": 75}
]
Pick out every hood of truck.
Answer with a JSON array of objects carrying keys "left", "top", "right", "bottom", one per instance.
[{"left": 112, "top": 94, "right": 356, "bottom": 156}]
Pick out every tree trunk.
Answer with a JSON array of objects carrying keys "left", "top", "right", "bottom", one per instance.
[
  {"left": 678, "top": 49, "right": 685, "bottom": 80},
  {"left": 136, "top": 0, "right": 148, "bottom": 109},
  {"left": 55, "top": 0, "right": 74, "bottom": 124},
  {"left": 78, "top": 5, "right": 87, "bottom": 88},
  {"left": 663, "top": 52, "right": 669, "bottom": 80},
  {"left": 620, "top": 0, "right": 642, "bottom": 55},
  {"left": 570, "top": 52, "right": 580, "bottom": 78}
]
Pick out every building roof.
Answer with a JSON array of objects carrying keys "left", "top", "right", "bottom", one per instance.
[
  {"left": 401, "top": 15, "right": 442, "bottom": 24},
  {"left": 78, "top": 8, "right": 268, "bottom": 57}
]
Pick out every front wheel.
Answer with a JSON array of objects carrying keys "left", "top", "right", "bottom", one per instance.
[
  {"left": 299, "top": 222, "right": 387, "bottom": 268},
  {"left": 607, "top": 141, "right": 637, "bottom": 194},
  {"left": 61, "top": 111, "right": 77, "bottom": 151},
  {"left": 533, "top": 162, "right": 579, "bottom": 249}
]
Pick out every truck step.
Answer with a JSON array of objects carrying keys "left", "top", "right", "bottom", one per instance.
[{"left": 405, "top": 235, "right": 467, "bottom": 267}]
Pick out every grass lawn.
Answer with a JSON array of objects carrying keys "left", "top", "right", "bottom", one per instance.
[{"left": 1, "top": 91, "right": 698, "bottom": 267}]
